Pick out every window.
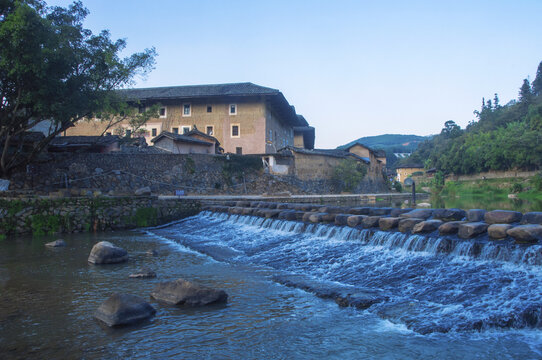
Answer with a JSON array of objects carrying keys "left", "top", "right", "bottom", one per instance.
[
  {"left": 207, "top": 105, "right": 212, "bottom": 113},
  {"left": 138, "top": 105, "right": 145, "bottom": 114},
  {"left": 236, "top": 147, "right": 242, "bottom": 155},
  {"left": 182, "top": 126, "right": 191, "bottom": 134},
  {"left": 125, "top": 129, "right": 132, "bottom": 137},
  {"left": 206, "top": 126, "right": 214, "bottom": 136},
  {"left": 172, "top": 127, "right": 179, "bottom": 134},
  {"left": 106, "top": 132, "right": 111, "bottom": 136},
  {"left": 183, "top": 103, "right": 191, "bottom": 116},
  {"left": 268, "top": 129, "right": 273, "bottom": 141},
  {"left": 159, "top": 107, "right": 167, "bottom": 118},
  {"left": 151, "top": 128, "right": 157, "bottom": 137},
  {"left": 229, "top": 104, "right": 237, "bottom": 115},
  {"left": 231, "top": 124, "right": 240, "bottom": 138}
]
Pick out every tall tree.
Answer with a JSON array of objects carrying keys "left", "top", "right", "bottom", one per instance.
[
  {"left": 519, "top": 79, "right": 533, "bottom": 104},
  {"left": 0, "top": 0, "right": 156, "bottom": 175},
  {"left": 532, "top": 61, "right": 542, "bottom": 97}
]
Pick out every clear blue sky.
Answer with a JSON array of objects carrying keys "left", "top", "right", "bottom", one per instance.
[{"left": 48, "top": 0, "right": 542, "bottom": 148}]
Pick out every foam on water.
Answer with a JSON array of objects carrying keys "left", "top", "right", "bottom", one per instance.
[{"left": 151, "top": 211, "right": 542, "bottom": 335}]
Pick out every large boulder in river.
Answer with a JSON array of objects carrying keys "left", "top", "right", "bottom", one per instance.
[
  {"left": 379, "top": 217, "right": 400, "bottom": 231},
  {"left": 88, "top": 241, "right": 128, "bottom": 264},
  {"left": 347, "top": 215, "right": 366, "bottom": 227},
  {"left": 400, "top": 209, "right": 433, "bottom": 220},
  {"left": 94, "top": 293, "right": 156, "bottom": 327},
  {"left": 45, "top": 239, "right": 66, "bottom": 248},
  {"left": 458, "top": 222, "right": 488, "bottom": 239},
  {"left": 433, "top": 208, "right": 466, "bottom": 222},
  {"left": 506, "top": 225, "right": 542, "bottom": 244},
  {"left": 521, "top": 212, "right": 542, "bottom": 225},
  {"left": 412, "top": 220, "right": 443, "bottom": 234},
  {"left": 438, "top": 221, "right": 465, "bottom": 235},
  {"left": 390, "top": 208, "right": 413, "bottom": 217},
  {"left": 150, "top": 278, "right": 228, "bottom": 306},
  {"left": 467, "top": 209, "right": 486, "bottom": 222},
  {"left": 349, "top": 207, "right": 372, "bottom": 215},
  {"left": 484, "top": 210, "right": 523, "bottom": 224},
  {"left": 362, "top": 216, "right": 382, "bottom": 228},
  {"left": 398, "top": 218, "right": 424, "bottom": 233},
  {"left": 334, "top": 214, "right": 350, "bottom": 226},
  {"left": 369, "top": 207, "right": 393, "bottom": 216},
  {"left": 487, "top": 224, "right": 513, "bottom": 240}
]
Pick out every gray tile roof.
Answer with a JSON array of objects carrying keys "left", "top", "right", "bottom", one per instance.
[
  {"left": 278, "top": 146, "right": 370, "bottom": 164},
  {"left": 118, "top": 82, "right": 280, "bottom": 101},
  {"left": 151, "top": 131, "right": 215, "bottom": 146}
]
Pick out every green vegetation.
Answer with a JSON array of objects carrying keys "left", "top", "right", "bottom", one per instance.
[
  {"left": 0, "top": 0, "right": 156, "bottom": 176},
  {"left": 184, "top": 157, "right": 196, "bottom": 174},
  {"left": 332, "top": 158, "right": 368, "bottom": 192},
  {"left": 404, "top": 61, "right": 542, "bottom": 175},
  {"left": 30, "top": 214, "right": 61, "bottom": 236},
  {"left": 131, "top": 207, "right": 158, "bottom": 227},
  {"left": 220, "top": 155, "right": 263, "bottom": 186}
]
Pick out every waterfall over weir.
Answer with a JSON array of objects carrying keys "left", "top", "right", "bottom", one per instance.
[{"left": 150, "top": 211, "right": 542, "bottom": 335}]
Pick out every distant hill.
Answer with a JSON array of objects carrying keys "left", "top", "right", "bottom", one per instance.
[
  {"left": 337, "top": 134, "right": 429, "bottom": 152},
  {"left": 337, "top": 134, "right": 431, "bottom": 170}
]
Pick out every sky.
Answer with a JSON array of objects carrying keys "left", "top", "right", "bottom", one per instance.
[{"left": 47, "top": 0, "right": 542, "bottom": 149}]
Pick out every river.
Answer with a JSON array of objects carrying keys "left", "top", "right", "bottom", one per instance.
[{"left": 1, "top": 211, "right": 541, "bottom": 359}]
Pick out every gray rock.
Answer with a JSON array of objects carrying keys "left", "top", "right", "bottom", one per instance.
[
  {"left": 400, "top": 209, "right": 434, "bottom": 220},
  {"left": 150, "top": 278, "right": 228, "bottom": 306},
  {"left": 262, "top": 209, "right": 281, "bottom": 218},
  {"left": 521, "top": 212, "right": 542, "bottom": 225},
  {"left": 347, "top": 215, "right": 366, "bottom": 227},
  {"left": 484, "top": 210, "right": 523, "bottom": 224},
  {"left": 412, "top": 220, "right": 443, "bottom": 234},
  {"left": 146, "top": 249, "right": 159, "bottom": 256},
  {"left": 94, "top": 293, "right": 155, "bottom": 327},
  {"left": 321, "top": 213, "right": 336, "bottom": 222},
  {"left": 438, "top": 221, "right": 465, "bottom": 235},
  {"left": 390, "top": 208, "right": 413, "bottom": 217},
  {"left": 134, "top": 186, "right": 151, "bottom": 196},
  {"left": 88, "top": 241, "right": 128, "bottom": 264},
  {"left": 467, "top": 209, "right": 486, "bottom": 222},
  {"left": 369, "top": 207, "right": 393, "bottom": 216},
  {"left": 45, "top": 239, "right": 66, "bottom": 247},
  {"left": 278, "top": 210, "right": 297, "bottom": 221},
  {"left": 433, "top": 208, "right": 466, "bottom": 221},
  {"left": 94, "top": 168, "right": 104, "bottom": 174},
  {"left": 334, "top": 214, "right": 350, "bottom": 226},
  {"left": 349, "top": 207, "right": 372, "bottom": 215},
  {"left": 129, "top": 267, "right": 157, "bottom": 279},
  {"left": 362, "top": 216, "right": 382, "bottom": 228},
  {"left": 302, "top": 212, "right": 313, "bottom": 222},
  {"left": 507, "top": 225, "right": 542, "bottom": 244},
  {"left": 319, "top": 206, "right": 346, "bottom": 214},
  {"left": 458, "top": 222, "right": 488, "bottom": 239},
  {"left": 309, "top": 213, "right": 325, "bottom": 223},
  {"left": 398, "top": 218, "right": 424, "bottom": 233},
  {"left": 242, "top": 207, "right": 254, "bottom": 216},
  {"left": 379, "top": 217, "right": 400, "bottom": 231},
  {"left": 487, "top": 224, "right": 513, "bottom": 239}
]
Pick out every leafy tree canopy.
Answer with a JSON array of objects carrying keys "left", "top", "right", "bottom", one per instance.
[{"left": 0, "top": 0, "right": 156, "bottom": 175}]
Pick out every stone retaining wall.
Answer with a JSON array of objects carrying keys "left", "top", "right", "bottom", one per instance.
[
  {"left": 205, "top": 202, "right": 542, "bottom": 245},
  {"left": 0, "top": 196, "right": 200, "bottom": 236}
]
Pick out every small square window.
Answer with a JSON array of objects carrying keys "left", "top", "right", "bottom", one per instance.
[
  {"left": 182, "top": 126, "right": 191, "bottom": 134},
  {"left": 126, "top": 129, "right": 132, "bottom": 137},
  {"left": 206, "top": 126, "right": 214, "bottom": 136},
  {"left": 106, "top": 132, "right": 112, "bottom": 136},
  {"left": 183, "top": 104, "right": 191, "bottom": 116},
  {"left": 236, "top": 147, "right": 242, "bottom": 155},
  {"left": 231, "top": 124, "right": 240, "bottom": 137},
  {"left": 159, "top": 107, "right": 166, "bottom": 118},
  {"left": 229, "top": 104, "right": 237, "bottom": 115},
  {"left": 151, "top": 128, "right": 157, "bottom": 137},
  {"left": 138, "top": 105, "right": 145, "bottom": 114},
  {"left": 172, "top": 127, "right": 179, "bottom": 134},
  {"left": 207, "top": 106, "right": 212, "bottom": 113}
]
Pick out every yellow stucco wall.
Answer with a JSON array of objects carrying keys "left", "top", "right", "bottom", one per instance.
[{"left": 396, "top": 167, "right": 424, "bottom": 183}]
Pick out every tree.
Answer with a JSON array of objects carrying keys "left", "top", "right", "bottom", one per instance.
[
  {"left": 0, "top": 0, "right": 156, "bottom": 175},
  {"left": 440, "top": 120, "right": 461, "bottom": 138},
  {"left": 532, "top": 61, "right": 542, "bottom": 97},
  {"left": 519, "top": 78, "right": 533, "bottom": 104}
]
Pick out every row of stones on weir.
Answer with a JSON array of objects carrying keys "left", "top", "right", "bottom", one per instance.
[{"left": 203, "top": 202, "right": 542, "bottom": 245}]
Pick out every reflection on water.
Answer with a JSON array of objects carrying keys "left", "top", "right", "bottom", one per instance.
[{"left": 430, "top": 194, "right": 542, "bottom": 212}]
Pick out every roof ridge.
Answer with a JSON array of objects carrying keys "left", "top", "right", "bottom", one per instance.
[{"left": 118, "top": 82, "right": 279, "bottom": 93}]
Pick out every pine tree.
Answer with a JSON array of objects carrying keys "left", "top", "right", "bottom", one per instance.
[
  {"left": 519, "top": 79, "right": 533, "bottom": 104},
  {"left": 532, "top": 61, "right": 542, "bottom": 97},
  {"left": 493, "top": 93, "right": 500, "bottom": 108}
]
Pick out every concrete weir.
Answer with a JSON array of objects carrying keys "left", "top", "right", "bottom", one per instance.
[{"left": 203, "top": 202, "right": 542, "bottom": 246}]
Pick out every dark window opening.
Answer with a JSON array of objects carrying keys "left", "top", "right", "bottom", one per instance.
[
  {"left": 231, "top": 125, "right": 239, "bottom": 137},
  {"left": 151, "top": 128, "right": 157, "bottom": 137},
  {"left": 159, "top": 107, "right": 166, "bottom": 117},
  {"left": 206, "top": 126, "right": 214, "bottom": 135},
  {"left": 207, "top": 106, "right": 212, "bottom": 113},
  {"left": 172, "top": 127, "right": 179, "bottom": 134},
  {"left": 236, "top": 147, "right": 242, "bottom": 155}
]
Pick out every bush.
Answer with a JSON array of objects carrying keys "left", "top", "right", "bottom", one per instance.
[
  {"left": 332, "top": 158, "right": 367, "bottom": 192},
  {"left": 393, "top": 181, "right": 402, "bottom": 192},
  {"left": 509, "top": 182, "right": 524, "bottom": 193},
  {"left": 531, "top": 172, "right": 542, "bottom": 191}
]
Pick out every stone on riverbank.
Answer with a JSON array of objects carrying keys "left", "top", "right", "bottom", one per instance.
[
  {"left": 390, "top": 208, "right": 413, "bottom": 217},
  {"left": 150, "top": 279, "right": 228, "bottom": 306},
  {"left": 379, "top": 217, "right": 400, "bottom": 231},
  {"left": 400, "top": 209, "right": 433, "bottom": 220},
  {"left": 45, "top": 239, "right": 66, "bottom": 247},
  {"left": 458, "top": 222, "right": 488, "bottom": 239},
  {"left": 398, "top": 218, "right": 424, "bottom": 233},
  {"left": 487, "top": 224, "right": 513, "bottom": 240},
  {"left": 129, "top": 267, "right": 157, "bottom": 279},
  {"left": 278, "top": 210, "right": 297, "bottom": 221},
  {"left": 484, "top": 210, "right": 523, "bottom": 225},
  {"left": 438, "top": 221, "right": 464, "bottom": 235},
  {"left": 467, "top": 209, "right": 486, "bottom": 222},
  {"left": 334, "top": 214, "right": 350, "bottom": 226},
  {"left": 88, "top": 241, "right": 128, "bottom": 264},
  {"left": 94, "top": 293, "right": 156, "bottom": 327},
  {"left": 349, "top": 207, "right": 372, "bottom": 215},
  {"left": 521, "top": 212, "right": 542, "bottom": 225},
  {"left": 433, "top": 208, "right": 466, "bottom": 222},
  {"left": 412, "top": 220, "right": 443, "bottom": 234},
  {"left": 347, "top": 215, "right": 366, "bottom": 227},
  {"left": 362, "top": 216, "right": 382, "bottom": 228},
  {"left": 506, "top": 225, "right": 542, "bottom": 244},
  {"left": 309, "top": 213, "right": 325, "bottom": 223},
  {"left": 369, "top": 207, "right": 393, "bottom": 216},
  {"left": 134, "top": 186, "right": 151, "bottom": 196}
]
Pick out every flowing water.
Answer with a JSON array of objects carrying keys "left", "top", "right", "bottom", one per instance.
[{"left": 1, "top": 212, "right": 542, "bottom": 359}]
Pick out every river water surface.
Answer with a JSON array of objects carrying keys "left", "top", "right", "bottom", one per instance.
[{"left": 1, "top": 212, "right": 542, "bottom": 359}]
